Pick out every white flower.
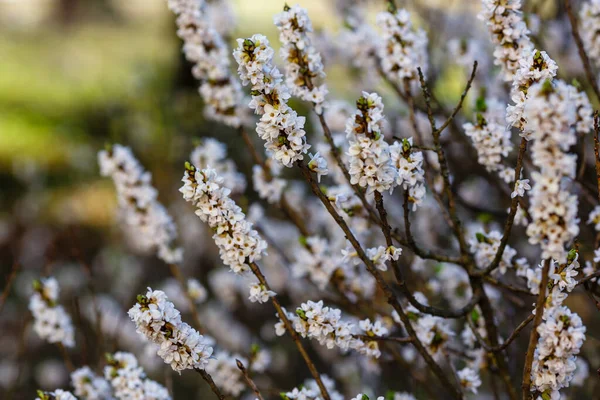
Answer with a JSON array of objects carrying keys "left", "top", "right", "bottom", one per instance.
[
  {"left": 580, "top": 0, "right": 600, "bottom": 66},
  {"left": 308, "top": 152, "right": 329, "bottom": 182},
  {"left": 128, "top": 289, "right": 213, "bottom": 371},
  {"left": 376, "top": 9, "right": 428, "bottom": 87},
  {"left": 104, "top": 352, "right": 171, "bottom": 399},
  {"left": 234, "top": 34, "right": 310, "bottom": 167},
  {"left": 346, "top": 92, "right": 397, "bottom": 195},
  {"left": 71, "top": 366, "right": 112, "bottom": 400},
  {"left": 190, "top": 138, "right": 246, "bottom": 194},
  {"left": 187, "top": 279, "right": 207, "bottom": 304},
  {"left": 98, "top": 144, "right": 183, "bottom": 264},
  {"left": 511, "top": 179, "right": 531, "bottom": 198},
  {"left": 248, "top": 282, "right": 276, "bottom": 304},
  {"left": 29, "top": 278, "right": 75, "bottom": 348},
  {"left": 274, "top": 5, "right": 328, "bottom": 114},
  {"left": 35, "top": 389, "right": 78, "bottom": 400},
  {"left": 389, "top": 138, "right": 426, "bottom": 209},
  {"left": 180, "top": 165, "right": 267, "bottom": 274},
  {"left": 166, "top": 0, "right": 248, "bottom": 127},
  {"left": 457, "top": 367, "right": 482, "bottom": 394},
  {"left": 479, "top": 0, "right": 533, "bottom": 81}
]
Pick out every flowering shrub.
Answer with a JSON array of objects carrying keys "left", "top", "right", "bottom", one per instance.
[{"left": 6, "top": 0, "right": 600, "bottom": 399}]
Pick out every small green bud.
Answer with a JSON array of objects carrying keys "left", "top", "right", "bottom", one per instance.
[
  {"left": 567, "top": 248, "right": 577, "bottom": 264},
  {"left": 251, "top": 343, "right": 260, "bottom": 355},
  {"left": 298, "top": 235, "right": 308, "bottom": 247},
  {"left": 296, "top": 308, "right": 307, "bottom": 320},
  {"left": 361, "top": 394, "right": 370, "bottom": 400},
  {"left": 470, "top": 309, "right": 480, "bottom": 323}
]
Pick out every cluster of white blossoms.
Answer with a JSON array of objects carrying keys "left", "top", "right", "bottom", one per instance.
[
  {"left": 189, "top": 138, "right": 246, "bottom": 194},
  {"left": 469, "top": 230, "right": 517, "bottom": 275},
  {"left": 457, "top": 367, "right": 482, "bottom": 394},
  {"left": 274, "top": 5, "right": 328, "bottom": 114},
  {"left": 29, "top": 277, "right": 75, "bottom": 348},
  {"left": 463, "top": 98, "right": 514, "bottom": 181},
  {"left": 248, "top": 281, "right": 276, "bottom": 304},
  {"left": 275, "top": 300, "right": 383, "bottom": 358},
  {"left": 252, "top": 162, "right": 287, "bottom": 204},
  {"left": 389, "top": 138, "right": 426, "bottom": 209},
  {"left": 506, "top": 50, "right": 558, "bottom": 134},
  {"left": 523, "top": 80, "right": 580, "bottom": 263},
  {"left": 404, "top": 293, "right": 454, "bottom": 357},
  {"left": 376, "top": 9, "right": 428, "bottom": 86},
  {"left": 205, "top": 351, "right": 247, "bottom": 396},
  {"left": 166, "top": 0, "right": 247, "bottom": 127},
  {"left": 70, "top": 366, "right": 112, "bottom": 400},
  {"left": 588, "top": 205, "right": 600, "bottom": 231},
  {"left": 346, "top": 92, "right": 396, "bottom": 194},
  {"left": 282, "top": 375, "right": 344, "bottom": 400},
  {"left": 180, "top": 165, "right": 267, "bottom": 274},
  {"left": 479, "top": 0, "right": 533, "bottom": 81},
  {"left": 580, "top": 0, "right": 600, "bottom": 66},
  {"left": 531, "top": 305, "right": 586, "bottom": 398},
  {"left": 35, "top": 390, "right": 77, "bottom": 400},
  {"left": 128, "top": 288, "right": 214, "bottom": 372},
  {"left": 233, "top": 34, "right": 311, "bottom": 167},
  {"left": 187, "top": 278, "right": 208, "bottom": 304},
  {"left": 104, "top": 352, "right": 170, "bottom": 399},
  {"left": 292, "top": 236, "right": 344, "bottom": 289},
  {"left": 98, "top": 144, "right": 183, "bottom": 264}
]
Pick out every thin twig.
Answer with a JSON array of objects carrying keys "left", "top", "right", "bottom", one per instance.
[
  {"left": 236, "top": 359, "right": 265, "bottom": 400},
  {"left": 467, "top": 313, "right": 534, "bottom": 352},
  {"left": 476, "top": 138, "right": 528, "bottom": 276},
  {"left": 248, "top": 261, "right": 331, "bottom": 400},
  {"left": 593, "top": 112, "right": 600, "bottom": 203},
  {"left": 196, "top": 368, "right": 226, "bottom": 400},
  {"left": 0, "top": 262, "right": 20, "bottom": 314},
  {"left": 353, "top": 334, "right": 412, "bottom": 344},
  {"left": 521, "top": 259, "right": 551, "bottom": 399},
  {"left": 297, "top": 161, "right": 464, "bottom": 399},
  {"left": 565, "top": 0, "right": 600, "bottom": 103},
  {"left": 435, "top": 61, "right": 478, "bottom": 136}
]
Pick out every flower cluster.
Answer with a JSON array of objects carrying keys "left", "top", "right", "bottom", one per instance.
[
  {"left": 346, "top": 92, "right": 396, "bottom": 194},
  {"left": 252, "top": 161, "right": 287, "bottom": 204},
  {"left": 530, "top": 306, "right": 586, "bottom": 397},
  {"left": 376, "top": 9, "right": 428, "bottom": 86},
  {"left": 233, "top": 34, "right": 310, "bottom": 167},
  {"left": 35, "top": 390, "right": 77, "bottom": 400},
  {"left": 523, "top": 80, "right": 580, "bottom": 263},
  {"left": 469, "top": 230, "right": 516, "bottom": 275},
  {"left": 71, "top": 366, "right": 112, "bottom": 400},
  {"left": 205, "top": 351, "right": 247, "bottom": 396},
  {"left": 479, "top": 0, "right": 533, "bottom": 81},
  {"left": 506, "top": 50, "right": 558, "bottom": 133},
  {"left": 389, "top": 138, "right": 426, "bottom": 209},
  {"left": 189, "top": 138, "right": 246, "bottom": 194},
  {"left": 282, "top": 375, "right": 344, "bottom": 400},
  {"left": 180, "top": 165, "right": 267, "bottom": 273},
  {"left": 463, "top": 98, "right": 513, "bottom": 179},
  {"left": 104, "top": 352, "right": 171, "bottom": 399},
  {"left": 274, "top": 5, "right": 328, "bottom": 114},
  {"left": 580, "top": 0, "right": 600, "bottom": 66},
  {"left": 404, "top": 293, "right": 454, "bottom": 357},
  {"left": 128, "top": 288, "right": 214, "bottom": 371},
  {"left": 457, "top": 367, "right": 482, "bottom": 394},
  {"left": 98, "top": 144, "right": 183, "bottom": 264},
  {"left": 29, "top": 277, "right": 75, "bottom": 348},
  {"left": 167, "top": 0, "right": 247, "bottom": 127},
  {"left": 276, "top": 300, "right": 381, "bottom": 358}
]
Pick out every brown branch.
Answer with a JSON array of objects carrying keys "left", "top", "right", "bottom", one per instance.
[
  {"left": 565, "top": 0, "right": 600, "bottom": 103},
  {"left": 476, "top": 138, "right": 528, "bottom": 277},
  {"left": 297, "top": 161, "right": 464, "bottom": 399},
  {"left": 435, "top": 61, "right": 478, "bottom": 136},
  {"left": 418, "top": 67, "right": 471, "bottom": 261},
  {"left": 248, "top": 261, "right": 331, "bottom": 400},
  {"left": 354, "top": 334, "right": 412, "bottom": 344},
  {"left": 196, "top": 368, "right": 226, "bottom": 400},
  {"left": 236, "top": 359, "right": 265, "bottom": 400},
  {"left": 0, "top": 262, "right": 20, "bottom": 314},
  {"left": 467, "top": 313, "right": 534, "bottom": 353},
  {"left": 594, "top": 112, "right": 600, "bottom": 203},
  {"left": 521, "top": 259, "right": 551, "bottom": 399}
]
